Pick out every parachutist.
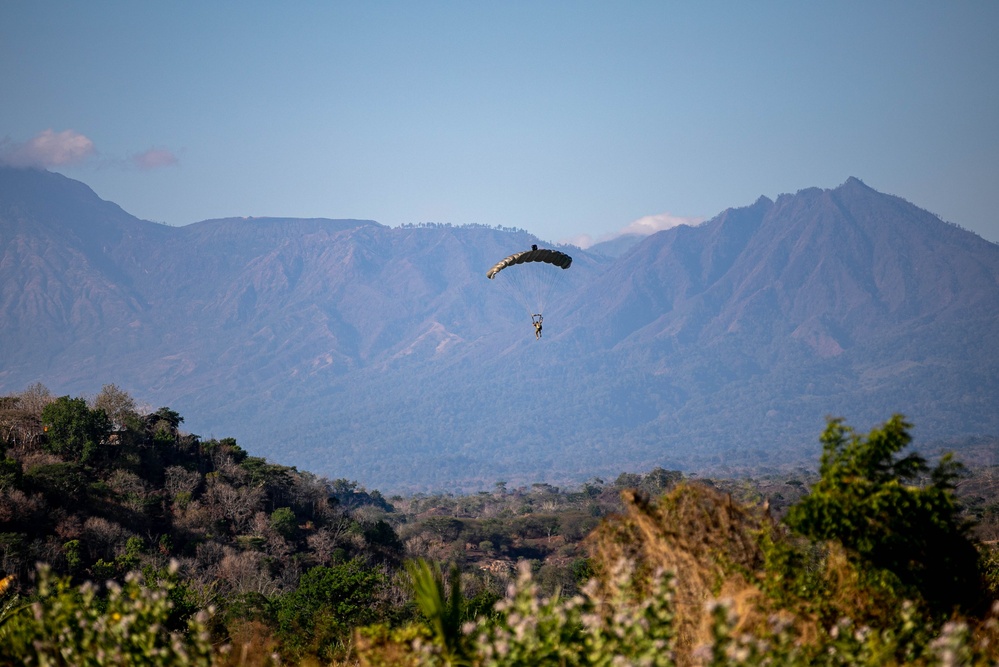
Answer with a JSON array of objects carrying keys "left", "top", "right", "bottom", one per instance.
[{"left": 485, "top": 247, "right": 571, "bottom": 340}]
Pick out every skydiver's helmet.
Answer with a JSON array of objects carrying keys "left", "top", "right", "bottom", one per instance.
[{"left": 532, "top": 244, "right": 538, "bottom": 250}]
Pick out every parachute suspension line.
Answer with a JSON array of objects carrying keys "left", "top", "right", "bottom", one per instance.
[
  {"left": 535, "top": 262, "right": 564, "bottom": 315},
  {"left": 496, "top": 267, "right": 536, "bottom": 318},
  {"left": 498, "top": 261, "right": 565, "bottom": 320},
  {"left": 486, "top": 245, "right": 573, "bottom": 335}
]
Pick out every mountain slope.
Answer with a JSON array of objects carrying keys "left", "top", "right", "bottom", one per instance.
[{"left": 1, "top": 167, "right": 997, "bottom": 492}]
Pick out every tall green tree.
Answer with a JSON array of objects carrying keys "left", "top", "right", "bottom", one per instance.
[
  {"left": 40, "top": 396, "right": 111, "bottom": 463},
  {"left": 276, "top": 559, "right": 385, "bottom": 660},
  {"left": 786, "top": 415, "right": 985, "bottom": 616}
]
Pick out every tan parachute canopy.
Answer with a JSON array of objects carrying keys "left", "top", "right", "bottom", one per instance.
[{"left": 486, "top": 245, "right": 573, "bottom": 279}]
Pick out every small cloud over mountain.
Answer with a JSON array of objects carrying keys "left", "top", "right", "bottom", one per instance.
[
  {"left": 1, "top": 130, "right": 179, "bottom": 172},
  {"left": 619, "top": 212, "right": 704, "bottom": 236},
  {"left": 564, "top": 212, "right": 705, "bottom": 249},
  {"left": 0, "top": 129, "right": 96, "bottom": 168},
  {"left": 131, "top": 148, "right": 178, "bottom": 170}
]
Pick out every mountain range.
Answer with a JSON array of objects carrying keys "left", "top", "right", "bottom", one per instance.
[{"left": 2, "top": 166, "right": 997, "bottom": 492}]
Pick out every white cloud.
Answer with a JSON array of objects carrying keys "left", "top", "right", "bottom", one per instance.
[
  {"left": 0, "top": 129, "right": 96, "bottom": 168},
  {"left": 619, "top": 212, "right": 704, "bottom": 236},
  {"left": 561, "top": 233, "right": 596, "bottom": 249},
  {"left": 563, "top": 212, "right": 706, "bottom": 249},
  {"left": 132, "top": 148, "right": 178, "bottom": 170}
]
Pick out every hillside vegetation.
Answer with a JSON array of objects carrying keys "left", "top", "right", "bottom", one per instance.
[{"left": 2, "top": 384, "right": 999, "bottom": 665}]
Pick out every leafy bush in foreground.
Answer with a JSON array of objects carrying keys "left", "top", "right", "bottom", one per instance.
[
  {"left": 0, "top": 563, "right": 213, "bottom": 667},
  {"left": 786, "top": 415, "right": 985, "bottom": 616},
  {"left": 362, "top": 553, "right": 999, "bottom": 666},
  {"left": 360, "top": 558, "right": 676, "bottom": 666}
]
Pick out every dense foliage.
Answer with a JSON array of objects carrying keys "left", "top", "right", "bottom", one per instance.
[
  {"left": 0, "top": 383, "right": 410, "bottom": 663},
  {"left": 786, "top": 416, "right": 985, "bottom": 616},
  {"left": 3, "top": 384, "right": 999, "bottom": 665},
  {"left": 1, "top": 564, "right": 213, "bottom": 666}
]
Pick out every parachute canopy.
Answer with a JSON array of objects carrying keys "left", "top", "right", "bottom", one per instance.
[
  {"left": 486, "top": 245, "right": 574, "bottom": 321},
  {"left": 486, "top": 246, "right": 572, "bottom": 279}
]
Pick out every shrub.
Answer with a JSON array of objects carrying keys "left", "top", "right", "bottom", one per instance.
[
  {"left": 275, "top": 558, "right": 386, "bottom": 661},
  {"left": 364, "top": 559, "right": 676, "bottom": 666},
  {"left": 268, "top": 507, "right": 297, "bottom": 540},
  {"left": 40, "top": 396, "right": 111, "bottom": 463},
  {"left": 0, "top": 563, "right": 213, "bottom": 666},
  {"left": 786, "top": 415, "right": 986, "bottom": 616}
]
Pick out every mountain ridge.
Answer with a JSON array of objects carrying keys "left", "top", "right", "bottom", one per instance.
[{"left": 1, "top": 166, "right": 997, "bottom": 491}]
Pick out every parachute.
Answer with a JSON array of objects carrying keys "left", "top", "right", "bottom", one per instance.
[
  {"left": 487, "top": 245, "right": 573, "bottom": 328},
  {"left": 486, "top": 246, "right": 573, "bottom": 279}
]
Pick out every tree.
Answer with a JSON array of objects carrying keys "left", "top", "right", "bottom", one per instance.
[
  {"left": 786, "top": 415, "right": 986, "bottom": 616},
  {"left": 18, "top": 382, "right": 53, "bottom": 416},
  {"left": 276, "top": 559, "right": 385, "bottom": 660},
  {"left": 147, "top": 407, "right": 184, "bottom": 447},
  {"left": 0, "top": 384, "right": 51, "bottom": 450},
  {"left": 203, "top": 478, "right": 263, "bottom": 532},
  {"left": 614, "top": 472, "right": 642, "bottom": 489},
  {"left": 93, "top": 383, "right": 139, "bottom": 432},
  {"left": 24, "top": 462, "right": 88, "bottom": 506},
  {"left": 420, "top": 516, "right": 463, "bottom": 543},
  {"left": 270, "top": 507, "right": 298, "bottom": 539},
  {"left": 641, "top": 467, "right": 683, "bottom": 495},
  {"left": 40, "top": 396, "right": 111, "bottom": 463}
]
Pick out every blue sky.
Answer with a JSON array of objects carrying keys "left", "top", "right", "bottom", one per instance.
[{"left": 2, "top": 2, "right": 997, "bottom": 246}]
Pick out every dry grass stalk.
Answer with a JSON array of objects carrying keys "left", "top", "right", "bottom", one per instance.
[{"left": 586, "top": 482, "right": 772, "bottom": 664}]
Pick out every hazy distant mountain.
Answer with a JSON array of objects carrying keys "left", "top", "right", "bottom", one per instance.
[
  {"left": 586, "top": 233, "right": 647, "bottom": 258},
  {"left": 2, "top": 167, "right": 997, "bottom": 492}
]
